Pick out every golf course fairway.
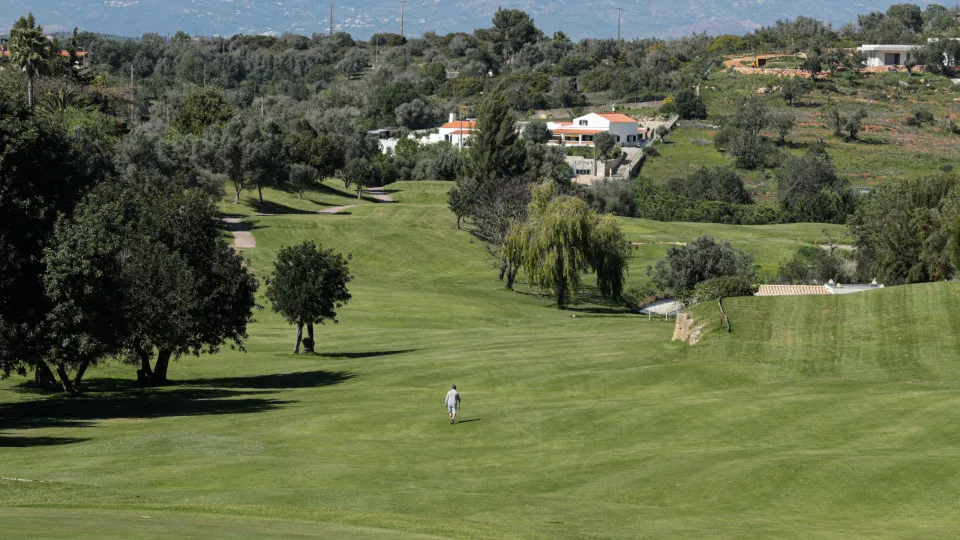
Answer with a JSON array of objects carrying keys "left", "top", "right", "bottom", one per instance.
[{"left": 2, "top": 183, "right": 959, "bottom": 538}]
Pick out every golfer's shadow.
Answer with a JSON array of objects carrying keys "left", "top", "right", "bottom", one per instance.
[{"left": 458, "top": 418, "right": 481, "bottom": 424}]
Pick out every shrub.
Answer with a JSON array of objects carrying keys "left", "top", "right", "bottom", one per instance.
[
  {"left": 905, "top": 109, "right": 935, "bottom": 127},
  {"left": 621, "top": 283, "right": 661, "bottom": 310},
  {"left": 652, "top": 235, "right": 756, "bottom": 295},
  {"left": 685, "top": 275, "right": 757, "bottom": 304},
  {"left": 674, "top": 88, "right": 707, "bottom": 119},
  {"left": 584, "top": 178, "right": 638, "bottom": 217},
  {"left": 659, "top": 96, "right": 677, "bottom": 115},
  {"left": 778, "top": 246, "right": 852, "bottom": 284}
]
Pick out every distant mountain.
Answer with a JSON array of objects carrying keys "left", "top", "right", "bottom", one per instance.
[{"left": 1, "top": 0, "right": 934, "bottom": 40}]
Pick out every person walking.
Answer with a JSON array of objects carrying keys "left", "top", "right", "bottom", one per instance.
[{"left": 445, "top": 384, "right": 461, "bottom": 424}]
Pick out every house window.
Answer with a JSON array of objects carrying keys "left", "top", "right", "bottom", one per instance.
[
  {"left": 582, "top": 135, "right": 594, "bottom": 142},
  {"left": 579, "top": 120, "right": 588, "bottom": 126},
  {"left": 615, "top": 135, "right": 621, "bottom": 142}
]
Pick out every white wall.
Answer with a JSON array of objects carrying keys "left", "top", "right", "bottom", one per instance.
[{"left": 607, "top": 123, "right": 640, "bottom": 146}]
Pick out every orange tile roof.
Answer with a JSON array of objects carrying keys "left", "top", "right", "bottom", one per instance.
[
  {"left": 440, "top": 120, "right": 476, "bottom": 130},
  {"left": 596, "top": 113, "right": 638, "bottom": 123},
  {"left": 756, "top": 285, "right": 829, "bottom": 296},
  {"left": 446, "top": 129, "right": 471, "bottom": 135},
  {"left": 553, "top": 127, "right": 605, "bottom": 135},
  {"left": 58, "top": 50, "right": 89, "bottom": 57}
]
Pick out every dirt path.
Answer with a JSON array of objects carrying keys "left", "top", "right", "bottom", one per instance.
[
  {"left": 364, "top": 187, "right": 394, "bottom": 203},
  {"left": 317, "top": 205, "right": 356, "bottom": 214},
  {"left": 222, "top": 217, "right": 256, "bottom": 249}
]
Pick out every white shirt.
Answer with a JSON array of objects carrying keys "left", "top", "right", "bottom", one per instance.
[{"left": 445, "top": 389, "right": 460, "bottom": 407}]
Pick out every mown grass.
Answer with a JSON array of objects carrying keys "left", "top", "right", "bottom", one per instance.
[{"left": 2, "top": 182, "right": 957, "bottom": 538}]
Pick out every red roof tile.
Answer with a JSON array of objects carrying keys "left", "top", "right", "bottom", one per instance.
[
  {"left": 596, "top": 113, "right": 638, "bottom": 123},
  {"left": 441, "top": 120, "right": 476, "bottom": 130}
]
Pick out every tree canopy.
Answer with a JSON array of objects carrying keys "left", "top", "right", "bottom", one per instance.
[{"left": 266, "top": 241, "right": 353, "bottom": 353}]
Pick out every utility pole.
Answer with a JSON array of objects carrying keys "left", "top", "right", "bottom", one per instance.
[
  {"left": 400, "top": 0, "right": 406, "bottom": 38},
  {"left": 329, "top": 0, "right": 334, "bottom": 36},
  {"left": 617, "top": 8, "right": 622, "bottom": 41},
  {"left": 130, "top": 64, "right": 134, "bottom": 87}
]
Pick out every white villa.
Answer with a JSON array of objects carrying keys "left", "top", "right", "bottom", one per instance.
[
  {"left": 546, "top": 112, "right": 644, "bottom": 147},
  {"left": 424, "top": 114, "right": 477, "bottom": 148},
  {"left": 857, "top": 44, "right": 921, "bottom": 66}
]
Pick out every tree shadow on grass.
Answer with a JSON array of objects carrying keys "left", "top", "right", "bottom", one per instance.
[
  {"left": 313, "top": 349, "right": 418, "bottom": 360},
  {"left": 221, "top": 220, "right": 269, "bottom": 233},
  {"left": 0, "top": 367, "right": 359, "bottom": 447},
  {"left": 0, "top": 435, "right": 91, "bottom": 448},
  {"left": 185, "top": 370, "right": 355, "bottom": 389},
  {"left": 0, "top": 386, "right": 292, "bottom": 433},
  {"left": 246, "top": 199, "right": 318, "bottom": 215}
]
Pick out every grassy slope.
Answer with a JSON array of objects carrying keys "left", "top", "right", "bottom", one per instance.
[
  {"left": 1, "top": 183, "right": 957, "bottom": 538},
  {"left": 645, "top": 68, "right": 960, "bottom": 192}
]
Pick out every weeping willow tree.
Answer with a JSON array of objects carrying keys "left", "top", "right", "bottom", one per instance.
[
  {"left": 590, "top": 214, "right": 631, "bottom": 301},
  {"left": 507, "top": 182, "right": 630, "bottom": 307}
]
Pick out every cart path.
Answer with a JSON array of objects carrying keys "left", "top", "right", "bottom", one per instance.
[
  {"left": 317, "top": 205, "right": 356, "bottom": 214},
  {"left": 364, "top": 187, "right": 394, "bottom": 202},
  {"left": 222, "top": 217, "right": 256, "bottom": 248}
]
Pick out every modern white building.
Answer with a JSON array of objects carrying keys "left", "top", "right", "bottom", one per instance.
[
  {"left": 546, "top": 112, "right": 643, "bottom": 147},
  {"left": 857, "top": 44, "right": 922, "bottom": 67}
]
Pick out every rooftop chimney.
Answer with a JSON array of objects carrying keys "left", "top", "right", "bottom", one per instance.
[{"left": 449, "top": 112, "right": 456, "bottom": 123}]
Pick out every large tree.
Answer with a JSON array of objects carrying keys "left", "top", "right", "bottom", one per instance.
[
  {"left": 851, "top": 174, "right": 959, "bottom": 284},
  {"left": 9, "top": 13, "right": 52, "bottom": 108},
  {"left": 492, "top": 9, "right": 541, "bottom": 56},
  {"left": 449, "top": 88, "right": 531, "bottom": 283},
  {"left": 507, "top": 182, "right": 630, "bottom": 306},
  {"left": 171, "top": 86, "right": 235, "bottom": 136},
  {"left": 44, "top": 183, "right": 259, "bottom": 388},
  {"left": 0, "top": 89, "right": 108, "bottom": 387},
  {"left": 341, "top": 158, "right": 382, "bottom": 199},
  {"left": 266, "top": 241, "right": 353, "bottom": 353},
  {"left": 243, "top": 118, "right": 287, "bottom": 203},
  {"left": 777, "top": 149, "right": 854, "bottom": 223}
]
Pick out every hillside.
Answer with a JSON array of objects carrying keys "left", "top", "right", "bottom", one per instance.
[
  {"left": 8, "top": 0, "right": 936, "bottom": 40},
  {"left": 3, "top": 183, "right": 960, "bottom": 537}
]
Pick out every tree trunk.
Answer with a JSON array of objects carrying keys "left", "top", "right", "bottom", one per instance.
[
  {"left": 294, "top": 321, "right": 303, "bottom": 353},
  {"left": 305, "top": 322, "right": 315, "bottom": 353},
  {"left": 498, "top": 259, "right": 507, "bottom": 281},
  {"left": 152, "top": 349, "right": 172, "bottom": 384},
  {"left": 27, "top": 70, "right": 35, "bottom": 108},
  {"left": 234, "top": 183, "right": 241, "bottom": 204},
  {"left": 506, "top": 264, "right": 517, "bottom": 290},
  {"left": 34, "top": 361, "right": 58, "bottom": 389},
  {"left": 298, "top": 189, "right": 303, "bottom": 200},
  {"left": 357, "top": 183, "right": 362, "bottom": 199},
  {"left": 456, "top": 214, "right": 462, "bottom": 230},
  {"left": 73, "top": 361, "right": 90, "bottom": 390},
  {"left": 55, "top": 364, "right": 76, "bottom": 395},
  {"left": 258, "top": 186, "right": 264, "bottom": 203},
  {"left": 135, "top": 341, "right": 154, "bottom": 384}
]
